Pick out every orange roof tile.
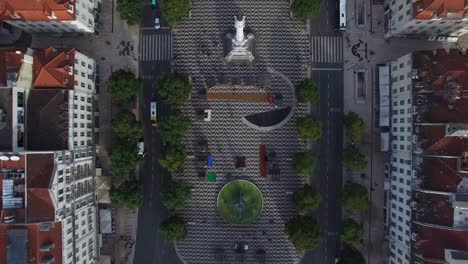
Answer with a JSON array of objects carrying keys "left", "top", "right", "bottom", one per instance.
[
  {"left": 33, "top": 47, "right": 75, "bottom": 89},
  {"left": 0, "top": 0, "right": 75, "bottom": 21},
  {"left": 413, "top": 0, "right": 467, "bottom": 20}
]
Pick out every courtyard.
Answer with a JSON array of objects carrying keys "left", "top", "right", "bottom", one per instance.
[{"left": 172, "top": 0, "right": 311, "bottom": 263}]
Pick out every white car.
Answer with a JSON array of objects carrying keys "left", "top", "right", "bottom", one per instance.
[{"left": 154, "top": 18, "right": 160, "bottom": 29}]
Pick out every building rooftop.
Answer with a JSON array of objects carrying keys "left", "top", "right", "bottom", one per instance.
[
  {"left": 33, "top": 47, "right": 75, "bottom": 89},
  {"left": 413, "top": 50, "right": 468, "bottom": 124},
  {"left": 0, "top": 222, "right": 63, "bottom": 264},
  {"left": 413, "top": 0, "right": 468, "bottom": 20},
  {"left": 26, "top": 153, "right": 55, "bottom": 223},
  {"left": 413, "top": 192, "right": 454, "bottom": 227},
  {"left": 0, "top": 0, "right": 75, "bottom": 21},
  {"left": 0, "top": 49, "right": 24, "bottom": 87},
  {"left": 415, "top": 157, "right": 468, "bottom": 192},
  {"left": 414, "top": 224, "right": 468, "bottom": 263},
  {"left": 26, "top": 89, "right": 69, "bottom": 151}
]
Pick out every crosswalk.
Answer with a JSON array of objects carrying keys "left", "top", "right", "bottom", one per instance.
[
  {"left": 310, "top": 36, "right": 343, "bottom": 63},
  {"left": 140, "top": 32, "right": 172, "bottom": 62}
]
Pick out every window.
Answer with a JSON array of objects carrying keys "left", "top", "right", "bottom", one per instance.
[
  {"left": 81, "top": 82, "right": 85, "bottom": 88},
  {"left": 88, "top": 64, "right": 93, "bottom": 69},
  {"left": 81, "top": 61, "right": 86, "bottom": 67},
  {"left": 81, "top": 72, "right": 85, "bottom": 77}
]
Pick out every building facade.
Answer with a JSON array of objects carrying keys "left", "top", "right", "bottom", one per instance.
[
  {"left": 0, "top": 47, "right": 99, "bottom": 264},
  {"left": 0, "top": 0, "right": 100, "bottom": 34},
  {"left": 384, "top": 0, "right": 468, "bottom": 39},
  {"left": 384, "top": 49, "right": 468, "bottom": 264}
]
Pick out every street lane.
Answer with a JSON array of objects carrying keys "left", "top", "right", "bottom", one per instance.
[{"left": 133, "top": 1, "right": 182, "bottom": 263}]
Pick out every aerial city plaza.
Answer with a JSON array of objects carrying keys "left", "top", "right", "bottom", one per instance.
[{"left": 1, "top": 0, "right": 468, "bottom": 264}]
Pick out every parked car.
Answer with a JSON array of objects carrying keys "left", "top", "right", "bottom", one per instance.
[{"left": 154, "top": 18, "right": 160, "bottom": 29}]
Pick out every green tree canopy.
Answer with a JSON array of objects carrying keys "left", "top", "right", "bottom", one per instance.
[
  {"left": 293, "top": 184, "right": 321, "bottom": 212},
  {"left": 158, "top": 112, "right": 191, "bottom": 143},
  {"left": 291, "top": 0, "right": 321, "bottom": 21},
  {"left": 106, "top": 70, "right": 141, "bottom": 102},
  {"left": 338, "top": 245, "right": 366, "bottom": 264},
  {"left": 109, "top": 180, "right": 143, "bottom": 208},
  {"left": 110, "top": 141, "right": 143, "bottom": 177},
  {"left": 159, "top": 215, "right": 187, "bottom": 241},
  {"left": 344, "top": 112, "right": 365, "bottom": 142},
  {"left": 343, "top": 144, "right": 368, "bottom": 172},
  {"left": 342, "top": 182, "right": 369, "bottom": 213},
  {"left": 159, "top": 144, "right": 186, "bottom": 173},
  {"left": 285, "top": 215, "right": 322, "bottom": 251},
  {"left": 296, "top": 79, "right": 319, "bottom": 103},
  {"left": 161, "top": 0, "right": 190, "bottom": 26},
  {"left": 296, "top": 114, "right": 321, "bottom": 140},
  {"left": 157, "top": 72, "right": 192, "bottom": 105},
  {"left": 111, "top": 111, "right": 143, "bottom": 141},
  {"left": 116, "top": 0, "right": 143, "bottom": 25},
  {"left": 160, "top": 180, "right": 192, "bottom": 211},
  {"left": 293, "top": 151, "right": 317, "bottom": 176},
  {"left": 341, "top": 218, "right": 364, "bottom": 248}
]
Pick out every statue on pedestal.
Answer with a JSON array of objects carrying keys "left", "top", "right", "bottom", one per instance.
[{"left": 224, "top": 16, "right": 255, "bottom": 65}]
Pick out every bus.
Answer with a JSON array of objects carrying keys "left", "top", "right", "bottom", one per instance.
[
  {"left": 339, "top": 0, "right": 347, "bottom": 31},
  {"left": 150, "top": 101, "right": 158, "bottom": 127}
]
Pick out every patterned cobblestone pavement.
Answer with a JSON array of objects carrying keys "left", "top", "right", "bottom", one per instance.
[{"left": 173, "top": 1, "right": 310, "bottom": 263}]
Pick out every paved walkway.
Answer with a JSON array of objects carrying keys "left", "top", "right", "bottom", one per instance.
[{"left": 342, "top": 1, "right": 466, "bottom": 264}]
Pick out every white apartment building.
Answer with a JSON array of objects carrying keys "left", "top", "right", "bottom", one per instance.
[
  {"left": 384, "top": 0, "right": 468, "bottom": 39},
  {"left": 0, "top": 0, "right": 100, "bottom": 34},
  {"left": 0, "top": 47, "right": 99, "bottom": 264},
  {"left": 384, "top": 49, "right": 468, "bottom": 264},
  {"left": 53, "top": 151, "right": 98, "bottom": 264},
  {"left": 387, "top": 53, "right": 414, "bottom": 264}
]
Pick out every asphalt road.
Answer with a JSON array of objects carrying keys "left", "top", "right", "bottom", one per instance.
[
  {"left": 301, "top": 0, "right": 345, "bottom": 262},
  {"left": 133, "top": 2, "right": 182, "bottom": 264}
]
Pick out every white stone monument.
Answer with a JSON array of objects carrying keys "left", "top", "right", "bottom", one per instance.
[{"left": 225, "top": 16, "right": 255, "bottom": 65}]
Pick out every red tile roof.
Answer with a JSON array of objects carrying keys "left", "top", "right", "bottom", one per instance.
[
  {"left": 0, "top": 0, "right": 75, "bottom": 21},
  {"left": 33, "top": 47, "right": 75, "bottom": 89},
  {"left": 418, "top": 157, "right": 467, "bottom": 192},
  {"left": 415, "top": 224, "right": 468, "bottom": 262},
  {"left": 414, "top": 192, "right": 454, "bottom": 227},
  {"left": 0, "top": 49, "right": 25, "bottom": 87},
  {"left": 413, "top": 0, "right": 468, "bottom": 20},
  {"left": 25, "top": 153, "right": 55, "bottom": 223},
  {"left": 0, "top": 222, "right": 63, "bottom": 264}
]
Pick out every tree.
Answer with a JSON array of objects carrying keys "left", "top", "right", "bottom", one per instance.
[
  {"left": 157, "top": 73, "right": 192, "bottom": 105},
  {"left": 158, "top": 112, "right": 191, "bottom": 143},
  {"left": 159, "top": 215, "right": 187, "bottom": 241},
  {"left": 161, "top": 180, "right": 192, "bottom": 211},
  {"left": 116, "top": 0, "right": 143, "bottom": 25},
  {"left": 338, "top": 245, "right": 366, "bottom": 264},
  {"left": 111, "top": 111, "right": 143, "bottom": 141},
  {"left": 106, "top": 70, "right": 141, "bottom": 102},
  {"left": 342, "top": 182, "right": 369, "bottom": 213},
  {"left": 344, "top": 112, "right": 365, "bottom": 142},
  {"left": 291, "top": 0, "right": 321, "bottom": 21},
  {"left": 293, "top": 151, "right": 317, "bottom": 176},
  {"left": 110, "top": 141, "right": 143, "bottom": 177},
  {"left": 343, "top": 144, "right": 368, "bottom": 172},
  {"left": 161, "top": 0, "right": 191, "bottom": 26},
  {"left": 296, "top": 79, "right": 319, "bottom": 103},
  {"left": 341, "top": 218, "right": 364, "bottom": 248},
  {"left": 285, "top": 215, "right": 322, "bottom": 251},
  {"left": 296, "top": 115, "right": 321, "bottom": 140},
  {"left": 292, "top": 184, "right": 321, "bottom": 212},
  {"left": 159, "top": 144, "right": 186, "bottom": 173},
  {"left": 110, "top": 180, "right": 143, "bottom": 208}
]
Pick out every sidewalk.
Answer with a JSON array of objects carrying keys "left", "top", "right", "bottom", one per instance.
[
  {"left": 30, "top": 1, "right": 140, "bottom": 263},
  {"left": 342, "top": 1, "right": 462, "bottom": 264}
]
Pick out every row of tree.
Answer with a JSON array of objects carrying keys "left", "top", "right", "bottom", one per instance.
[
  {"left": 106, "top": 70, "right": 145, "bottom": 208},
  {"left": 116, "top": 0, "right": 190, "bottom": 26}
]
